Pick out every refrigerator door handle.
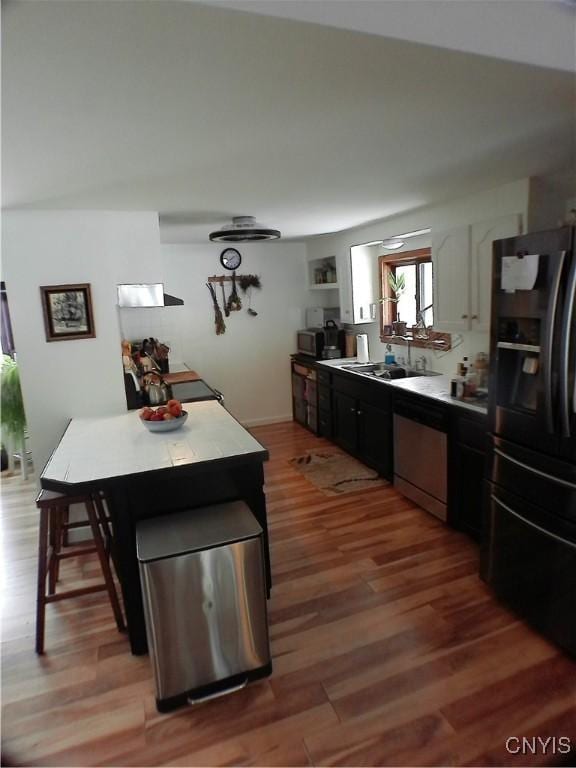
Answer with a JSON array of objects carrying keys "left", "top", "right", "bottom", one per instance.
[
  {"left": 544, "top": 251, "right": 566, "bottom": 433},
  {"left": 494, "top": 447, "right": 576, "bottom": 490},
  {"left": 559, "top": 254, "right": 576, "bottom": 438},
  {"left": 491, "top": 494, "right": 576, "bottom": 550}
]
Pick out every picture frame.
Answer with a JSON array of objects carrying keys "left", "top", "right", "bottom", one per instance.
[{"left": 40, "top": 283, "right": 96, "bottom": 342}]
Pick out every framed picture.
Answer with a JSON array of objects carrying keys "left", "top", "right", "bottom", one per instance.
[{"left": 40, "top": 283, "right": 95, "bottom": 342}]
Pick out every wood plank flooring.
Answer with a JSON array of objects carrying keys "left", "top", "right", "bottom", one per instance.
[{"left": 2, "top": 421, "right": 575, "bottom": 766}]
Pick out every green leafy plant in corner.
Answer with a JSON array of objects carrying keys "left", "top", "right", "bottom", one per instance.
[{"left": 1, "top": 355, "right": 27, "bottom": 446}]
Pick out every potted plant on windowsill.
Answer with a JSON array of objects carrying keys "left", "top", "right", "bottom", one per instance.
[
  {"left": 1, "top": 355, "right": 27, "bottom": 476},
  {"left": 381, "top": 272, "right": 407, "bottom": 336}
]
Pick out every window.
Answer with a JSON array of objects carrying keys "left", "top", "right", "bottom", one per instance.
[{"left": 379, "top": 247, "right": 433, "bottom": 329}]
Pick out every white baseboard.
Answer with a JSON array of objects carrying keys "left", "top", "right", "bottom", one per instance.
[{"left": 241, "top": 414, "right": 293, "bottom": 428}]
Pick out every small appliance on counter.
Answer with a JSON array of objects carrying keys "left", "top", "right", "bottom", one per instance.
[
  {"left": 321, "top": 320, "right": 343, "bottom": 359},
  {"left": 297, "top": 322, "right": 346, "bottom": 359}
]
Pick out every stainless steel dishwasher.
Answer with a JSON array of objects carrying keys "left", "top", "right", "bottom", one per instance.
[
  {"left": 393, "top": 395, "right": 449, "bottom": 521},
  {"left": 137, "top": 500, "right": 271, "bottom": 712}
]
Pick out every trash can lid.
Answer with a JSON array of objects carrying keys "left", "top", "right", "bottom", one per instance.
[{"left": 136, "top": 500, "right": 262, "bottom": 562}]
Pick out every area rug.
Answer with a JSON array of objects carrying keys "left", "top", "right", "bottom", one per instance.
[{"left": 290, "top": 449, "right": 388, "bottom": 496}]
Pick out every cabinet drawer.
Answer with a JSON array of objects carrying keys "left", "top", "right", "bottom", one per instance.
[
  {"left": 455, "top": 413, "right": 488, "bottom": 451},
  {"left": 292, "top": 373, "right": 305, "bottom": 399},
  {"left": 317, "top": 369, "right": 331, "bottom": 387},
  {"left": 318, "top": 385, "right": 331, "bottom": 411}
]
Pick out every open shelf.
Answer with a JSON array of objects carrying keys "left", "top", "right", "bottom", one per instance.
[{"left": 308, "top": 282, "right": 339, "bottom": 291}]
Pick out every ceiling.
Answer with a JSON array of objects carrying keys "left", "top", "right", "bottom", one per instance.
[
  {"left": 203, "top": 0, "right": 576, "bottom": 73},
  {"left": 2, "top": 1, "right": 575, "bottom": 242}
]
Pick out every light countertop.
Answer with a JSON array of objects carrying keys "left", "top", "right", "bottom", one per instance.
[
  {"left": 316, "top": 358, "right": 488, "bottom": 415},
  {"left": 42, "top": 400, "right": 268, "bottom": 486}
]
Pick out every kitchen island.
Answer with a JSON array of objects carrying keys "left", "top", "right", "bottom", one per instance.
[{"left": 40, "top": 400, "right": 270, "bottom": 654}]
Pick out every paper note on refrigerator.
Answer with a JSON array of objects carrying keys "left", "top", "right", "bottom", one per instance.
[{"left": 501, "top": 254, "right": 539, "bottom": 292}]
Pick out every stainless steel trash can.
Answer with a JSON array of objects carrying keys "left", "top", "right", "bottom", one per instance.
[{"left": 136, "top": 500, "right": 271, "bottom": 712}]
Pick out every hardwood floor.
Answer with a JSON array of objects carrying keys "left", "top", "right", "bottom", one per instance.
[{"left": 1, "top": 421, "right": 575, "bottom": 766}]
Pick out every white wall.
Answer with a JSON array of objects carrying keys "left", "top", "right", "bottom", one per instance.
[
  {"left": 124, "top": 242, "right": 309, "bottom": 426},
  {"left": 2, "top": 211, "right": 162, "bottom": 472},
  {"left": 305, "top": 178, "right": 531, "bottom": 375}
]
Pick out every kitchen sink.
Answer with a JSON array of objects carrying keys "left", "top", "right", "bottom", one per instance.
[{"left": 338, "top": 362, "right": 440, "bottom": 380}]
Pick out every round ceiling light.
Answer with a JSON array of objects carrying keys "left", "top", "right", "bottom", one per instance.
[
  {"left": 209, "top": 216, "right": 281, "bottom": 243},
  {"left": 383, "top": 238, "right": 405, "bottom": 250}
]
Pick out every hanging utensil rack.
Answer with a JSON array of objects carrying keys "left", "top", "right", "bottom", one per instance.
[{"left": 207, "top": 274, "right": 249, "bottom": 283}]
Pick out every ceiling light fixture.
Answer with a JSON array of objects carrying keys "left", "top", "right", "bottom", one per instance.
[
  {"left": 383, "top": 238, "right": 405, "bottom": 250},
  {"left": 209, "top": 216, "right": 281, "bottom": 243}
]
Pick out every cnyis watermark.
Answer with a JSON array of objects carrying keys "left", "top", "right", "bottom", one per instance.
[{"left": 506, "top": 736, "right": 572, "bottom": 755}]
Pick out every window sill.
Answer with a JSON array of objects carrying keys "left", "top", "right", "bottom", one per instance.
[{"left": 380, "top": 329, "right": 452, "bottom": 351}]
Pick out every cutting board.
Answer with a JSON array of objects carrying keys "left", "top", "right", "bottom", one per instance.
[{"left": 163, "top": 370, "right": 201, "bottom": 385}]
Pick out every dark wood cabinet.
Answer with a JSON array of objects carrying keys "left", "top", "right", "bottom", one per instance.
[
  {"left": 317, "top": 384, "right": 333, "bottom": 438},
  {"left": 333, "top": 391, "right": 358, "bottom": 454},
  {"left": 332, "top": 374, "right": 392, "bottom": 479},
  {"left": 449, "top": 409, "right": 488, "bottom": 540},
  {"left": 358, "top": 402, "right": 392, "bottom": 476}
]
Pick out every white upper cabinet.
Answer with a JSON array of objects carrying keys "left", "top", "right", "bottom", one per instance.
[
  {"left": 432, "top": 226, "right": 471, "bottom": 332},
  {"left": 433, "top": 214, "right": 522, "bottom": 333},
  {"left": 470, "top": 213, "right": 522, "bottom": 332},
  {"left": 337, "top": 250, "right": 353, "bottom": 323},
  {"left": 350, "top": 244, "right": 378, "bottom": 324}
]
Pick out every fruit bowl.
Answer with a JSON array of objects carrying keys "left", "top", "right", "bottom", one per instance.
[{"left": 140, "top": 410, "right": 188, "bottom": 433}]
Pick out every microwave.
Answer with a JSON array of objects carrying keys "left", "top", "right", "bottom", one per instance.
[{"left": 297, "top": 330, "right": 325, "bottom": 358}]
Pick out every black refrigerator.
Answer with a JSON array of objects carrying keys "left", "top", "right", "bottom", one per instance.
[{"left": 481, "top": 226, "right": 576, "bottom": 655}]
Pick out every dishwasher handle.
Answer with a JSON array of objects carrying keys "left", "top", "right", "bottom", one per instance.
[{"left": 393, "top": 397, "right": 449, "bottom": 432}]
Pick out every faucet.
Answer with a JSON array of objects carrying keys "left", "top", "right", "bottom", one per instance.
[
  {"left": 414, "top": 355, "right": 427, "bottom": 372},
  {"left": 391, "top": 334, "right": 412, "bottom": 368}
]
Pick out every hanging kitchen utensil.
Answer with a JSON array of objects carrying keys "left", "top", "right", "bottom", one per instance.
[
  {"left": 220, "top": 279, "right": 230, "bottom": 317},
  {"left": 226, "top": 271, "right": 242, "bottom": 313},
  {"left": 239, "top": 274, "right": 261, "bottom": 316},
  {"left": 206, "top": 283, "right": 226, "bottom": 335}
]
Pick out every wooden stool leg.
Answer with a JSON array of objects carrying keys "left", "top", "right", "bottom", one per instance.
[
  {"left": 93, "top": 494, "right": 113, "bottom": 558},
  {"left": 35, "top": 509, "right": 50, "bottom": 654},
  {"left": 62, "top": 505, "right": 70, "bottom": 548},
  {"left": 48, "top": 508, "right": 63, "bottom": 594},
  {"left": 84, "top": 498, "right": 125, "bottom": 633}
]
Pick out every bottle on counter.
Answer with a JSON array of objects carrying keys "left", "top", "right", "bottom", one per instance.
[
  {"left": 474, "top": 352, "right": 489, "bottom": 389},
  {"left": 456, "top": 356, "right": 469, "bottom": 377},
  {"left": 463, "top": 364, "right": 478, "bottom": 398}
]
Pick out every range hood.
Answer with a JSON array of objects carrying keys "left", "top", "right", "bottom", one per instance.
[{"left": 117, "top": 284, "right": 184, "bottom": 308}]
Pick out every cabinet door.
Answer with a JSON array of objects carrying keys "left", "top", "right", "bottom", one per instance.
[
  {"left": 432, "top": 226, "right": 471, "bottom": 332},
  {"left": 357, "top": 402, "right": 392, "bottom": 479},
  {"left": 470, "top": 214, "right": 522, "bottom": 332},
  {"left": 333, "top": 391, "right": 358, "bottom": 455},
  {"left": 351, "top": 245, "right": 378, "bottom": 324},
  {"left": 337, "top": 250, "right": 354, "bottom": 324},
  {"left": 453, "top": 443, "right": 485, "bottom": 540}
]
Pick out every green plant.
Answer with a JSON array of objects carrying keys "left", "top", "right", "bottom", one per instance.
[
  {"left": 380, "top": 271, "right": 406, "bottom": 304},
  {"left": 1, "top": 355, "right": 27, "bottom": 442},
  {"left": 386, "top": 271, "right": 405, "bottom": 301}
]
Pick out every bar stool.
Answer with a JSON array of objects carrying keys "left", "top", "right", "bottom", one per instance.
[{"left": 35, "top": 489, "right": 125, "bottom": 654}]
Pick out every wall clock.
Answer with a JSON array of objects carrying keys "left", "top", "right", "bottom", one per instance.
[{"left": 220, "top": 248, "right": 242, "bottom": 271}]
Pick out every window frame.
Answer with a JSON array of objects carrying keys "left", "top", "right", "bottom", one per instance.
[
  {"left": 379, "top": 247, "right": 451, "bottom": 350},
  {"left": 379, "top": 247, "right": 431, "bottom": 328}
]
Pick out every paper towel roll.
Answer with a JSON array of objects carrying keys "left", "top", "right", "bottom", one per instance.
[{"left": 356, "top": 334, "right": 369, "bottom": 363}]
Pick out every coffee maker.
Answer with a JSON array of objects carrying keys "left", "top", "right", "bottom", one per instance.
[{"left": 321, "top": 320, "right": 345, "bottom": 359}]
